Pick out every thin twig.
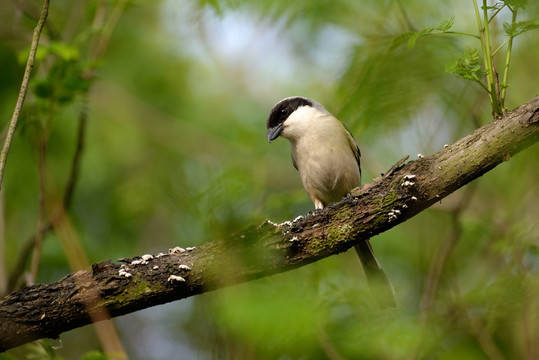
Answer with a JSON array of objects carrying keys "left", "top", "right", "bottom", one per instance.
[
  {"left": 0, "top": 0, "right": 50, "bottom": 190},
  {"left": 12, "top": 0, "right": 59, "bottom": 40},
  {"left": 383, "top": 155, "right": 410, "bottom": 177},
  {"left": 488, "top": 3, "right": 505, "bottom": 23},
  {"left": 63, "top": 96, "right": 88, "bottom": 208},
  {"left": 500, "top": 9, "right": 517, "bottom": 110},
  {"left": 92, "top": 0, "right": 130, "bottom": 61}
]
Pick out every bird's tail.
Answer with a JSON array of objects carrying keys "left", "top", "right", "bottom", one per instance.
[{"left": 354, "top": 240, "right": 396, "bottom": 308}]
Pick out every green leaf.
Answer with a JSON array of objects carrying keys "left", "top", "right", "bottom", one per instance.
[
  {"left": 390, "top": 17, "right": 454, "bottom": 51},
  {"left": 17, "top": 46, "right": 49, "bottom": 65},
  {"left": 436, "top": 16, "right": 455, "bottom": 32},
  {"left": 34, "top": 78, "right": 54, "bottom": 99},
  {"left": 503, "top": 22, "right": 514, "bottom": 36},
  {"left": 445, "top": 48, "right": 485, "bottom": 83},
  {"left": 503, "top": 0, "right": 528, "bottom": 9},
  {"left": 503, "top": 20, "right": 539, "bottom": 37},
  {"left": 48, "top": 42, "right": 80, "bottom": 61},
  {"left": 389, "top": 31, "right": 415, "bottom": 51},
  {"left": 408, "top": 27, "right": 434, "bottom": 49},
  {"left": 17, "top": 42, "right": 79, "bottom": 65}
]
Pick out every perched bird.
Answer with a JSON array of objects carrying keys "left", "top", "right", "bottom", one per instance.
[{"left": 266, "top": 96, "right": 396, "bottom": 308}]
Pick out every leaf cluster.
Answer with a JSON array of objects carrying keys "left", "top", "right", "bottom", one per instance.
[
  {"left": 391, "top": 1, "right": 539, "bottom": 113},
  {"left": 503, "top": 19, "right": 539, "bottom": 37},
  {"left": 445, "top": 48, "right": 485, "bottom": 84},
  {"left": 22, "top": 42, "right": 96, "bottom": 104},
  {"left": 390, "top": 17, "right": 455, "bottom": 51}
]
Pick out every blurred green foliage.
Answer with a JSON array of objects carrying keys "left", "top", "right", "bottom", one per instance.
[{"left": 0, "top": 0, "right": 538, "bottom": 359}]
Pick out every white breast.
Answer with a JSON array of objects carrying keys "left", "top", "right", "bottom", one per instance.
[{"left": 282, "top": 107, "right": 361, "bottom": 208}]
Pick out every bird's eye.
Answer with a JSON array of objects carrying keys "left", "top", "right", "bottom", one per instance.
[{"left": 280, "top": 108, "right": 288, "bottom": 116}]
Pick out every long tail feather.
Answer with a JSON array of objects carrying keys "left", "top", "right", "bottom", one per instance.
[{"left": 354, "top": 240, "right": 396, "bottom": 308}]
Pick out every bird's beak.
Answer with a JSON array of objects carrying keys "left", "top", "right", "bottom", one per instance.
[{"left": 267, "top": 123, "right": 283, "bottom": 142}]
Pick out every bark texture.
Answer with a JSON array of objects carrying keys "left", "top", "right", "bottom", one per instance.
[{"left": 1, "top": 96, "right": 538, "bottom": 351}]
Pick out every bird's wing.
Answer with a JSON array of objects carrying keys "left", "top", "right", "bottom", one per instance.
[{"left": 343, "top": 125, "right": 362, "bottom": 179}]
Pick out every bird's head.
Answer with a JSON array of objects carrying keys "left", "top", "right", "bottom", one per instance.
[{"left": 266, "top": 96, "right": 329, "bottom": 142}]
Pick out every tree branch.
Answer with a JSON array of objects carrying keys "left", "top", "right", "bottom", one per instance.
[{"left": 0, "top": 96, "right": 538, "bottom": 351}]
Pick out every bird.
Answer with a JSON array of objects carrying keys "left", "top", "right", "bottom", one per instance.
[{"left": 266, "top": 96, "right": 396, "bottom": 308}]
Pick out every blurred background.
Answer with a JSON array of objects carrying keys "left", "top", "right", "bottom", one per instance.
[{"left": 0, "top": 0, "right": 538, "bottom": 359}]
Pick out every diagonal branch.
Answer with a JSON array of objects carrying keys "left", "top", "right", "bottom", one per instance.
[{"left": 0, "top": 96, "right": 538, "bottom": 351}]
